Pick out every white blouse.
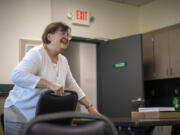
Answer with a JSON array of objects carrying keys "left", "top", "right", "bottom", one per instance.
[{"left": 4, "top": 45, "right": 85, "bottom": 121}]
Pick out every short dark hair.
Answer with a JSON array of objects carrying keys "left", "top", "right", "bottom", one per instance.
[{"left": 42, "top": 22, "right": 71, "bottom": 44}]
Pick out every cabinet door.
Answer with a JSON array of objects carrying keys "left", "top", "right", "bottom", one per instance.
[
  {"left": 142, "top": 33, "right": 154, "bottom": 80},
  {"left": 154, "top": 31, "right": 170, "bottom": 79},
  {"left": 169, "top": 26, "right": 180, "bottom": 78}
]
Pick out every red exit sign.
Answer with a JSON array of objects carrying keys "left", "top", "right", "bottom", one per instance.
[
  {"left": 72, "top": 9, "right": 90, "bottom": 26},
  {"left": 76, "top": 10, "right": 88, "bottom": 20}
]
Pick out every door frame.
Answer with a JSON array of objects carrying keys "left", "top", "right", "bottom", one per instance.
[{"left": 71, "top": 36, "right": 104, "bottom": 112}]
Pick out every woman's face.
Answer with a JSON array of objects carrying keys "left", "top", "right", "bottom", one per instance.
[{"left": 48, "top": 28, "right": 71, "bottom": 51}]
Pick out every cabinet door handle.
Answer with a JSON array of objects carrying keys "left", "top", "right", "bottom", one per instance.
[
  {"left": 170, "top": 67, "right": 173, "bottom": 75},
  {"left": 153, "top": 73, "right": 156, "bottom": 78},
  {"left": 166, "top": 68, "right": 169, "bottom": 76}
]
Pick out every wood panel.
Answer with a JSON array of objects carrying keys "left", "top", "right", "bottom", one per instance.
[
  {"left": 169, "top": 26, "right": 180, "bottom": 78},
  {"left": 153, "top": 31, "right": 170, "bottom": 79}
]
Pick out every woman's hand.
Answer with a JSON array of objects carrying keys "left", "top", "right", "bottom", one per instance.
[
  {"left": 37, "top": 78, "right": 64, "bottom": 96},
  {"left": 88, "top": 106, "right": 100, "bottom": 115},
  {"left": 79, "top": 97, "right": 101, "bottom": 115},
  {"left": 51, "top": 83, "right": 64, "bottom": 96}
]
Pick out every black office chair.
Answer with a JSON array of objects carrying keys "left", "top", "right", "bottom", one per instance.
[
  {"left": 0, "top": 114, "right": 4, "bottom": 132},
  {"left": 36, "top": 90, "right": 78, "bottom": 125},
  {"left": 36, "top": 90, "right": 78, "bottom": 116},
  {"left": 171, "top": 125, "right": 180, "bottom": 135},
  {"left": 23, "top": 112, "right": 118, "bottom": 135}
]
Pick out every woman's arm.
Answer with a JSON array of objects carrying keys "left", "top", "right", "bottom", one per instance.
[
  {"left": 11, "top": 49, "right": 41, "bottom": 89},
  {"left": 64, "top": 57, "right": 85, "bottom": 100},
  {"left": 36, "top": 78, "right": 64, "bottom": 95},
  {"left": 64, "top": 57, "right": 99, "bottom": 114},
  {"left": 79, "top": 96, "right": 100, "bottom": 115},
  {"left": 12, "top": 48, "right": 64, "bottom": 95}
]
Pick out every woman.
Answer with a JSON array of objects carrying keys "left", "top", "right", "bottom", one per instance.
[{"left": 4, "top": 22, "right": 99, "bottom": 135}]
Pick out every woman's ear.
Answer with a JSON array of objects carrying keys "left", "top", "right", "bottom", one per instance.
[{"left": 47, "top": 33, "right": 52, "bottom": 42}]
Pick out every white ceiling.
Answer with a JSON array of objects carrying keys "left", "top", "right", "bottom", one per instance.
[{"left": 108, "top": 0, "right": 157, "bottom": 7}]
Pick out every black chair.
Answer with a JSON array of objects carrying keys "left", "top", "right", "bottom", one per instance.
[
  {"left": 171, "top": 126, "right": 180, "bottom": 135},
  {"left": 0, "top": 114, "right": 4, "bottom": 132},
  {"left": 36, "top": 90, "right": 78, "bottom": 116},
  {"left": 23, "top": 112, "right": 118, "bottom": 135},
  {"left": 36, "top": 90, "right": 78, "bottom": 125}
]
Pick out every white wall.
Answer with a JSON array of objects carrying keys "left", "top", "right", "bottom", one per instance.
[
  {"left": 139, "top": 0, "right": 180, "bottom": 33},
  {"left": 0, "top": 0, "right": 51, "bottom": 83},
  {"left": 1, "top": 0, "right": 180, "bottom": 83},
  {"left": 51, "top": 0, "right": 139, "bottom": 39},
  {"left": 0, "top": 0, "right": 139, "bottom": 84}
]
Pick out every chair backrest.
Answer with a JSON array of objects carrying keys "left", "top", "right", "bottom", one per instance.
[
  {"left": 36, "top": 90, "right": 78, "bottom": 116},
  {"left": 23, "top": 112, "right": 118, "bottom": 135},
  {"left": 0, "top": 114, "right": 4, "bottom": 132}
]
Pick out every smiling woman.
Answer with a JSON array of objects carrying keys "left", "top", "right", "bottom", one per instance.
[{"left": 4, "top": 21, "right": 99, "bottom": 135}]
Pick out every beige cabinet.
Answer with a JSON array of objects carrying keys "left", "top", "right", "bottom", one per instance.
[
  {"left": 169, "top": 26, "right": 180, "bottom": 78},
  {"left": 153, "top": 30, "right": 169, "bottom": 79},
  {"left": 143, "top": 25, "right": 180, "bottom": 80}
]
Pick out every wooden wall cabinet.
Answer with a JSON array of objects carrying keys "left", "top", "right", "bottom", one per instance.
[
  {"left": 169, "top": 26, "right": 180, "bottom": 78},
  {"left": 143, "top": 26, "right": 180, "bottom": 80}
]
